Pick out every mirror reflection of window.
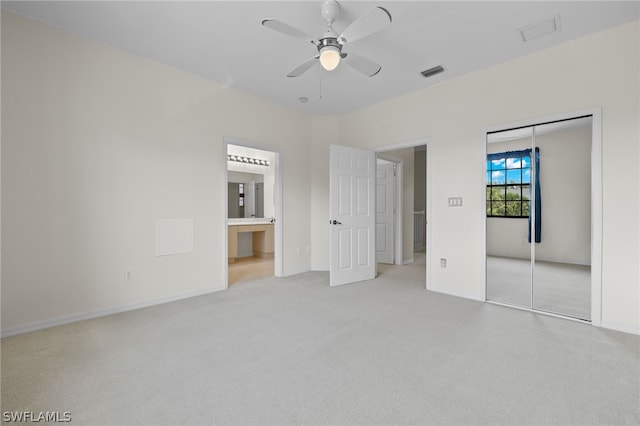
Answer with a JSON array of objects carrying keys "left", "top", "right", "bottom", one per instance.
[{"left": 228, "top": 182, "right": 245, "bottom": 218}]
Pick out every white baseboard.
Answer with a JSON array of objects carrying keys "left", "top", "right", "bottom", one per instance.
[
  {"left": 427, "top": 286, "right": 485, "bottom": 303},
  {"left": 1, "top": 287, "right": 224, "bottom": 338},
  {"left": 600, "top": 320, "right": 640, "bottom": 336},
  {"left": 402, "top": 258, "right": 414, "bottom": 265}
]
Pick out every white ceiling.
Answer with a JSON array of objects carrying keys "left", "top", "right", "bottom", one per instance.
[{"left": 3, "top": 1, "right": 638, "bottom": 115}]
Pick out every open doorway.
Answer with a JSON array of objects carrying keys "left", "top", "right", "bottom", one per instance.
[
  {"left": 375, "top": 140, "right": 430, "bottom": 289},
  {"left": 224, "top": 138, "right": 282, "bottom": 287}
]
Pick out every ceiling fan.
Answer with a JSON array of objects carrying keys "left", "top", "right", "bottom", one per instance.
[{"left": 262, "top": 0, "right": 392, "bottom": 77}]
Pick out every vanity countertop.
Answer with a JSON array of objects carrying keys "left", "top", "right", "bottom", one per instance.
[{"left": 228, "top": 219, "right": 274, "bottom": 226}]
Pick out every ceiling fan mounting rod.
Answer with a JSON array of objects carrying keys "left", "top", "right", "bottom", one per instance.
[{"left": 321, "top": 0, "right": 340, "bottom": 25}]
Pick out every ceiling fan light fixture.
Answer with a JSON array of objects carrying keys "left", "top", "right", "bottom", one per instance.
[
  {"left": 262, "top": 1, "right": 391, "bottom": 77},
  {"left": 319, "top": 45, "right": 340, "bottom": 71}
]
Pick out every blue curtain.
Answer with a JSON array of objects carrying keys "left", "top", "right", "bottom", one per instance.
[
  {"left": 487, "top": 147, "right": 541, "bottom": 243},
  {"left": 531, "top": 147, "right": 541, "bottom": 243}
]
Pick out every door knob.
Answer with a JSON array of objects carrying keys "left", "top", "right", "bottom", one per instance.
[{"left": 330, "top": 220, "right": 342, "bottom": 225}]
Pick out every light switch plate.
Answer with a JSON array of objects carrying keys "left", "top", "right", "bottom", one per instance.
[{"left": 448, "top": 197, "right": 463, "bottom": 207}]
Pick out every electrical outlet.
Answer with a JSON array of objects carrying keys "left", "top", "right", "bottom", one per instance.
[
  {"left": 125, "top": 270, "right": 134, "bottom": 280},
  {"left": 440, "top": 258, "right": 447, "bottom": 268}
]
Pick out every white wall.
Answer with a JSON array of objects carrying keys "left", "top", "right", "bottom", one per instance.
[
  {"left": 309, "top": 20, "right": 640, "bottom": 334},
  {"left": 1, "top": 12, "right": 311, "bottom": 334},
  {"left": 309, "top": 116, "right": 341, "bottom": 271}
]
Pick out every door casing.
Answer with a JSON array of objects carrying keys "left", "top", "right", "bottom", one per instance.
[
  {"left": 375, "top": 138, "right": 432, "bottom": 291},
  {"left": 224, "top": 137, "right": 283, "bottom": 287}
]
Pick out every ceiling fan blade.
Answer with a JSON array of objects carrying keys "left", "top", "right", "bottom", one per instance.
[
  {"left": 343, "top": 52, "right": 382, "bottom": 77},
  {"left": 262, "top": 19, "right": 318, "bottom": 45},
  {"left": 287, "top": 56, "right": 319, "bottom": 77},
  {"left": 338, "top": 6, "right": 392, "bottom": 45}
]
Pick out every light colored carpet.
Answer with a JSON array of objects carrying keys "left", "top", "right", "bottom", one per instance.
[
  {"left": 487, "top": 256, "right": 591, "bottom": 320},
  {"left": 2, "top": 258, "right": 638, "bottom": 425}
]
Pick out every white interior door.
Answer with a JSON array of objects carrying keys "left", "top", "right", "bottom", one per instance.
[
  {"left": 376, "top": 161, "right": 394, "bottom": 264},
  {"left": 330, "top": 144, "right": 376, "bottom": 286}
]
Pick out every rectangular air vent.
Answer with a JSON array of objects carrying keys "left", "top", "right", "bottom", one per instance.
[
  {"left": 518, "top": 15, "right": 561, "bottom": 42},
  {"left": 420, "top": 65, "right": 444, "bottom": 78}
]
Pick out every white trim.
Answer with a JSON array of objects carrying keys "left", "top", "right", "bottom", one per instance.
[
  {"left": 531, "top": 127, "right": 537, "bottom": 310},
  {"left": 487, "top": 300, "right": 592, "bottom": 325},
  {"left": 224, "top": 137, "right": 284, "bottom": 286},
  {"left": 272, "top": 148, "right": 283, "bottom": 277},
  {"left": 375, "top": 137, "right": 431, "bottom": 153},
  {"left": 402, "top": 258, "right": 415, "bottom": 265},
  {"left": 396, "top": 161, "right": 404, "bottom": 266},
  {"left": 590, "top": 108, "right": 603, "bottom": 327},
  {"left": 374, "top": 137, "right": 432, "bottom": 292},
  {"left": 0, "top": 287, "right": 223, "bottom": 338},
  {"left": 482, "top": 107, "right": 603, "bottom": 327},
  {"left": 425, "top": 143, "right": 432, "bottom": 291},
  {"left": 481, "top": 131, "right": 488, "bottom": 301},
  {"left": 600, "top": 321, "right": 640, "bottom": 336},
  {"left": 429, "top": 288, "right": 485, "bottom": 303}
]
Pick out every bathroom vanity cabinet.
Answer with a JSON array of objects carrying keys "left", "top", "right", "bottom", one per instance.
[{"left": 228, "top": 223, "right": 274, "bottom": 263}]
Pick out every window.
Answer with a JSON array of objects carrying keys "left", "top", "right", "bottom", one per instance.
[
  {"left": 238, "top": 183, "right": 244, "bottom": 207},
  {"left": 486, "top": 152, "right": 531, "bottom": 218}
]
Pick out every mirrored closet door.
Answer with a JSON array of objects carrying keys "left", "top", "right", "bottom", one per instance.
[{"left": 486, "top": 116, "right": 593, "bottom": 321}]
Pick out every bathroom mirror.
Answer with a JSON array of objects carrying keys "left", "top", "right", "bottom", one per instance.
[{"left": 228, "top": 171, "right": 264, "bottom": 218}]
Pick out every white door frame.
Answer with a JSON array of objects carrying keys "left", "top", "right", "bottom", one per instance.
[
  {"left": 375, "top": 138, "right": 432, "bottom": 291},
  {"left": 223, "top": 137, "right": 283, "bottom": 287},
  {"left": 481, "top": 107, "right": 603, "bottom": 327}
]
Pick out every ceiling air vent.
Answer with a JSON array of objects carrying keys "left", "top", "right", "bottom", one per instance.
[
  {"left": 420, "top": 65, "right": 444, "bottom": 78},
  {"left": 518, "top": 15, "right": 561, "bottom": 42}
]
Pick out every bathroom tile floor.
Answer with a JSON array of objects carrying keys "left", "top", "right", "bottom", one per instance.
[{"left": 228, "top": 255, "right": 274, "bottom": 285}]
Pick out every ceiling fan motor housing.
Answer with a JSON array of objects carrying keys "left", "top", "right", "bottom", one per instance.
[
  {"left": 321, "top": 0, "right": 340, "bottom": 24},
  {"left": 317, "top": 21, "right": 342, "bottom": 60},
  {"left": 318, "top": 36, "right": 341, "bottom": 53}
]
